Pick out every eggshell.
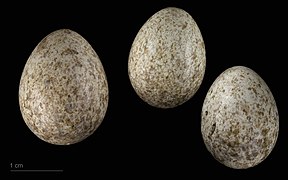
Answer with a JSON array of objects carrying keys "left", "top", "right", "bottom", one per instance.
[
  {"left": 19, "top": 29, "right": 109, "bottom": 145},
  {"left": 128, "top": 7, "right": 206, "bottom": 108},
  {"left": 201, "top": 66, "right": 279, "bottom": 169}
]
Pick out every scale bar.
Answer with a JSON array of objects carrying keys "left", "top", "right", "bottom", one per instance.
[{"left": 10, "top": 169, "right": 63, "bottom": 172}]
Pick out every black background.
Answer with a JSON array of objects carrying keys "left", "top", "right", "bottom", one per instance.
[{"left": 5, "top": 1, "right": 287, "bottom": 178}]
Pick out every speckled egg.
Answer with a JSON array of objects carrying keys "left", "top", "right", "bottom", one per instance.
[
  {"left": 201, "top": 66, "right": 279, "bottom": 169},
  {"left": 19, "top": 29, "right": 109, "bottom": 145},
  {"left": 128, "top": 7, "right": 206, "bottom": 108}
]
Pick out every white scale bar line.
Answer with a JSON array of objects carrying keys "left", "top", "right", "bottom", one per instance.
[{"left": 10, "top": 169, "right": 63, "bottom": 172}]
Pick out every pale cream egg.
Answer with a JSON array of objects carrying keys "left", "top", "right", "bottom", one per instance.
[
  {"left": 201, "top": 66, "right": 279, "bottom": 169},
  {"left": 128, "top": 7, "right": 206, "bottom": 108},
  {"left": 19, "top": 29, "right": 109, "bottom": 145}
]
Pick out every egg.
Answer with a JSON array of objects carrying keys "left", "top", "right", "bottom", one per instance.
[
  {"left": 19, "top": 29, "right": 109, "bottom": 145},
  {"left": 128, "top": 7, "right": 206, "bottom": 108},
  {"left": 201, "top": 66, "right": 279, "bottom": 169}
]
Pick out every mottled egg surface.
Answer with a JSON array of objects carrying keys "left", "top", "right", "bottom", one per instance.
[
  {"left": 128, "top": 7, "right": 206, "bottom": 108},
  {"left": 19, "top": 29, "right": 109, "bottom": 145},
  {"left": 201, "top": 66, "right": 279, "bottom": 169}
]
